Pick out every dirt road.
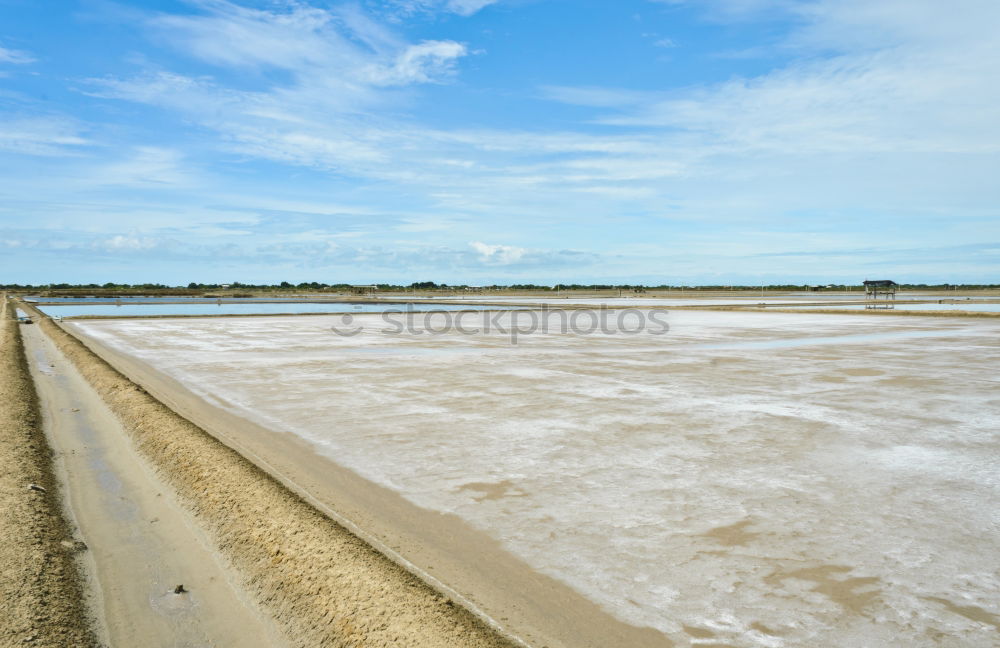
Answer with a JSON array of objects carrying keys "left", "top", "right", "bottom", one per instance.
[
  {"left": 20, "top": 320, "right": 288, "bottom": 647},
  {"left": 0, "top": 298, "right": 96, "bottom": 648}
]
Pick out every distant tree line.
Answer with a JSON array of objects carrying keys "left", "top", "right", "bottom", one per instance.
[{"left": 3, "top": 281, "right": 999, "bottom": 293}]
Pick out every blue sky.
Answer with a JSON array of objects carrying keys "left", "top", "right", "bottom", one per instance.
[{"left": 1, "top": 0, "right": 997, "bottom": 285}]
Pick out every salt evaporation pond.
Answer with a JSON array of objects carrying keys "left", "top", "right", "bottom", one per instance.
[
  {"left": 67, "top": 310, "right": 1000, "bottom": 647},
  {"left": 28, "top": 296, "right": 306, "bottom": 302},
  {"left": 38, "top": 302, "right": 516, "bottom": 318},
  {"left": 409, "top": 296, "right": 1000, "bottom": 310},
  {"left": 796, "top": 302, "right": 1000, "bottom": 312},
  {"left": 464, "top": 296, "right": 1000, "bottom": 312}
]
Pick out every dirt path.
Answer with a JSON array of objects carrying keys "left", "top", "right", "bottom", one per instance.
[
  {"left": 20, "top": 319, "right": 288, "bottom": 647},
  {"left": 0, "top": 297, "right": 97, "bottom": 648}
]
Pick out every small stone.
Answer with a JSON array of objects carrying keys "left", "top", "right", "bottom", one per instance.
[
  {"left": 174, "top": 584, "right": 187, "bottom": 594},
  {"left": 27, "top": 484, "right": 46, "bottom": 493}
]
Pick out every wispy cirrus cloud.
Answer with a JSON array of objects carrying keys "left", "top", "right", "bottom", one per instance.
[
  {"left": 0, "top": 116, "right": 91, "bottom": 156},
  {"left": 365, "top": 40, "right": 468, "bottom": 85},
  {"left": 381, "top": 0, "right": 500, "bottom": 18},
  {"left": 0, "top": 43, "right": 34, "bottom": 65},
  {"left": 149, "top": 1, "right": 468, "bottom": 88},
  {"left": 603, "top": 0, "right": 1000, "bottom": 155},
  {"left": 83, "top": 1, "right": 472, "bottom": 174},
  {"left": 84, "top": 147, "right": 195, "bottom": 188}
]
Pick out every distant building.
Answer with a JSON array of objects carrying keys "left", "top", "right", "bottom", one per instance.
[{"left": 863, "top": 279, "right": 898, "bottom": 308}]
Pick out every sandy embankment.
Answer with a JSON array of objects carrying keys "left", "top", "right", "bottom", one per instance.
[
  {"left": 0, "top": 296, "right": 98, "bottom": 648},
  {"left": 22, "top": 302, "right": 523, "bottom": 648},
  {"left": 21, "top": 317, "right": 291, "bottom": 646}
]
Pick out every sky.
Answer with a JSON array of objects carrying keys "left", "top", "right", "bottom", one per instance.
[{"left": 0, "top": 0, "right": 998, "bottom": 285}]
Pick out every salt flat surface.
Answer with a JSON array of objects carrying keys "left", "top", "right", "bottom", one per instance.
[
  {"left": 37, "top": 302, "right": 514, "bottom": 318},
  {"left": 71, "top": 310, "right": 1000, "bottom": 647},
  {"left": 403, "top": 294, "right": 967, "bottom": 304},
  {"left": 415, "top": 296, "right": 817, "bottom": 305},
  {"left": 801, "top": 302, "right": 1000, "bottom": 312}
]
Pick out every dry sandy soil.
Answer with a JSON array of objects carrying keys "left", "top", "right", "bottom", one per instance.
[
  {"left": 0, "top": 297, "right": 97, "bottom": 648},
  {"left": 65, "top": 308, "right": 1000, "bottom": 648},
  {"left": 20, "top": 318, "right": 290, "bottom": 647}
]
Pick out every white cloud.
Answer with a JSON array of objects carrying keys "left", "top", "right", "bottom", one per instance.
[
  {"left": 0, "top": 44, "right": 34, "bottom": 65},
  {"left": 86, "top": 147, "right": 194, "bottom": 187},
  {"left": 81, "top": 1, "right": 472, "bottom": 175},
  {"left": 152, "top": 3, "right": 340, "bottom": 70},
  {"left": 445, "top": 0, "right": 499, "bottom": 15},
  {"left": 464, "top": 243, "right": 600, "bottom": 270},
  {"left": 385, "top": 0, "right": 499, "bottom": 17},
  {"left": 150, "top": 1, "right": 468, "bottom": 88},
  {"left": 470, "top": 241, "right": 527, "bottom": 265},
  {"left": 607, "top": 0, "right": 1000, "bottom": 156},
  {"left": 88, "top": 4, "right": 681, "bottom": 189},
  {"left": 97, "top": 235, "right": 160, "bottom": 251},
  {"left": 366, "top": 40, "right": 468, "bottom": 86},
  {"left": 0, "top": 116, "right": 90, "bottom": 156}
]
